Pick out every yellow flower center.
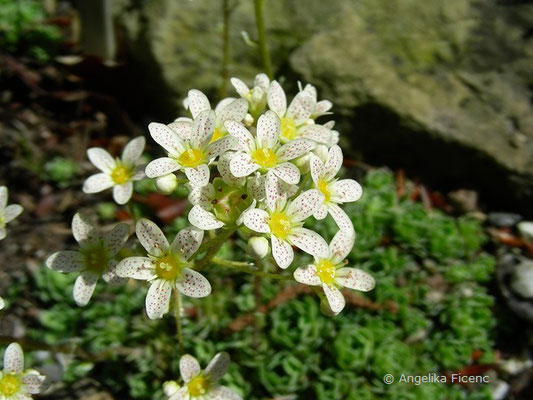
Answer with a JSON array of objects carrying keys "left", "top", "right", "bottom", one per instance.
[
  {"left": 317, "top": 178, "right": 331, "bottom": 203},
  {"left": 316, "top": 259, "right": 337, "bottom": 285},
  {"left": 155, "top": 253, "right": 183, "bottom": 281},
  {"left": 82, "top": 242, "right": 109, "bottom": 274},
  {"left": 269, "top": 211, "right": 292, "bottom": 239},
  {"left": 280, "top": 117, "right": 298, "bottom": 141},
  {"left": 188, "top": 375, "right": 209, "bottom": 397},
  {"left": 209, "top": 127, "right": 225, "bottom": 143},
  {"left": 111, "top": 164, "right": 132, "bottom": 184},
  {"left": 252, "top": 148, "right": 278, "bottom": 169},
  {"left": 0, "top": 374, "right": 20, "bottom": 396},
  {"left": 179, "top": 148, "right": 206, "bottom": 168}
]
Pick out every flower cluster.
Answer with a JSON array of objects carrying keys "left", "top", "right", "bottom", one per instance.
[{"left": 0, "top": 343, "right": 46, "bottom": 399}]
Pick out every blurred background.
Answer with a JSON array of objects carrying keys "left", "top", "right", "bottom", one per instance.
[{"left": 1, "top": 0, "right": 533, "bottom": 399}]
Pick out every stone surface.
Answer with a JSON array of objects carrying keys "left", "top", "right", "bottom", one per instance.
[
  {"left": 511, "top": 260, "right": 533, "bottom": 298},
  {"left": 517, "top": 221, "right": 533, "bottom": 241}
]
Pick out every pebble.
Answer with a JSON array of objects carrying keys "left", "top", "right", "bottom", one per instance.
[
  {"left": 487, "top": 212, "right": 522, "bottom": 228},
  {"left": 511, "top": 260, "right": 533, "bottom": 298},
  {"left": 517, "top": 221, "right": 533, "bottom": 241}
]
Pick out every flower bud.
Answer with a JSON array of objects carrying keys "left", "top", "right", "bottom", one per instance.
[
  {"left": 163, "top": 381, "right": 181, "bottom": 397},
  {"left": 155, "top": 174, "right": 178, "bottom": 194},
  {"left": 247, "top": 236, "right": 269, "bottom": 259},
  {"left": 243, "top": 113, "right": 254, "bottom": 126}
]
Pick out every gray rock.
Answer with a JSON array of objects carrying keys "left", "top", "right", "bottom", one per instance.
[
  {"left": 511, "top": 260, "right": 533, "bottom": 298},
  {"left": 488, "top": 212, "right": 522, "bottom": 227},
  {"left": 517, "top": 221, "right": 533, "bottom": 241}
]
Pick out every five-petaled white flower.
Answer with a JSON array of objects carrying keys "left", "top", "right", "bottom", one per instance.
[
  {"left": 145, "top": 110, "right": 236, "bottom": 187},
  {"left": 169, "top": 353, "right": 241, "bottom": 400},
  {"left": 267, "top": 81, "right": 333, "bottom": 144},
  {"left": 0, "top": 186, "right": 23, "bottom": 241},
  {"left": 293, "top": 230, "right": 375, "bottom": 314},
  {"left": 226, "top": 110, "right": 315, "bottom": 185},
  {"left": 116, "top": 219, "right": 211, "bottom": 319},
  {"left": 243, "top": 173, "right": 328, "bottom": 269},
  {"left": 83, "top": 136, "right": 146, "bottom": 205},
  {"left": 0, "top": 343, "right": 46, "bottom": 399},
  {"left": 298, "top": 83, "right": 333, "bottom": 119},
  {"left": 46, "top": 213, "right": 130, "bottom": 306},
  {"left": 310, "top": 145, "right": 362, "bottom": 232},
  {"left": 231, "top": 73, "right": 270, "bottom": 117}
]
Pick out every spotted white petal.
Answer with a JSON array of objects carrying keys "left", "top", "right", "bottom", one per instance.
[
  {"left": 289, "top": 228, "right": 329, "bottom": 259},
  {"left": 172, "top": 226, "right": 204, "bottom": 260},
  {"left": 293, "top": 264, "right": 321, "bottom": 286},
  {"left": 145, "top": 157, "right": 180, "bottom": 179},
  {"left": 323, "top": 284, "right": 345, "bottom": 313},
  {"left": 331, "top": 179, "right": 363, "bottom": 203},
  {"left": 73, "top": 271, "right": 99, "bottom": 306},
  {"left": 277, "top": 139, "right": 315, "bottom": 162},
  {"left": 217, "top": 98, "right": 248, "bottom": 124},
  {"left": 46, "top": 251, "right": 83, "bottom": 273},
  {"left": 146, "top": 279, "right": 172, "bottom": 319},
  {"left": 136, "top": 218, "right": 170, "bottom": 255},
  {"left": 328, "top": 204, "right": 355, "bottom": 233},
  {"left": 0, "top": 186, "right": 7, "bottom": 209},
  {"left": 191, "top": 109, "right": 216, "bottom": 148},
  {"left": 205, "top": 352, "right": 230, "bottom": 383},
  {"left": 314, "top": 204, "right": 328, "bottom": 220},
  {"left": 329, "top": 230, "right": 355, "bottom": 263},
  {"left": 168, "top": 120, "right": 193, "bottom": 141},
  {"left": 104, "top": 222, "right": 130, "bottom": 256},
  {"left": 4, "top": 343, "right": 24, "bottom": 374},
  {"left": 113, "top": 182, "right": 133, "bottom": 204},
  {"left": 3, "top": 204, "right": 23, "bottom": 223},
  {"left": 243, "top": 208, "right": 270, "bottom": 233},
  {"left": 148, "top": 123, "right": 185, "bottom": 156},
  {"left": 185, "top": 164, "right": 210, "bottom": 187},
  {"left": 218, "top": 153, "right": 245, "bottom": 186},
  {"left": 254, "top": 73, "right": 270, "bottom": 91},
  {"left": 229, "top": 152, "right": 259, "bottom": 178},
  {"left": 299, "top": 124, "right": 332, "bottom": 144},
  {"left": 115, "top": 257, "right": 155, "bottom": 280},
  {"left": 169, "top": 387, "right": 189, "bottom": 400},
  {"left": 215, "top": 97, "right": 236, "bottom": 114},
  {"left": 271, "top": 236, "right": 294, "bottom": 269},
  {"left": 267, "top": 81, "right": 287, "bottom": 117},
  {"left": 188, "top": 205, "right": 224, "bottom": 230},
  {"left": 313, "top": 100, "right": 333, "bottom": 117},
  {"left": 224, "top": 120, "right": 255, "bottom": 152},
  {"left": 87, "top": 147, "right": 115, "bottom": 172},
  {"left": 287, "top": 90, "right": 314, "bottom": 121},
  {"left": 71, "top": 213, "right": 96, "bottom": 246},
  {"left": 179, "top": 354, "right": 201, "bottom": 383},
  {"left": 256, "top": 110, "right": 280, "bottom": 148},
  {"left": 336, "top": 267, "right": 375, "bottom": 292},
  {"left": 21, "top": 372, "right": 45, "bottom": 394},
  {"left": 83, "top": 173, "right": 114, "bottom": 193},
  {"left": 206, "top": 135, "right": 237, "bottom": 159},
  {"left": 264, "top": 172, "right": 285, "bottom": 212},
  {"left": 287, "top": 189, "right": 323, "bottom": 221},
  {"left": 231, "top": 77, "right": 250, "bottom": 97},
  {"left": 188, "top": 184, "right": 214, "bottom": 209},
  {"left": 323, "top": 145, "right": 343, "bottom": 179},
  {"left": 247, "top": 173, "right": 266, "bottom": 201},
  {"left": 176, "top": 268, "right": 211, "bottom": 298},
  {"left": 102, "top": 263, "right": 127, "bottom": 286},
  {"left": 122, "top": 136, "right": 145, "bottom": 165},
  {"left": 188, "top": 89, "right": 211, "bottom": 119},
  {"left": 309, "top": 154, "right": 325, "bottom": 184},
  {"left": 211, "top": 385, "right": 243, "bottom": 400},
  {"left": 272, "top": 162, "right": 300, "bottom": 185}
]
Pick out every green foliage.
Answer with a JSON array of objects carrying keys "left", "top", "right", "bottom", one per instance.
[{"left": 44, "top": 157, "right": 79, "bottom": 186}]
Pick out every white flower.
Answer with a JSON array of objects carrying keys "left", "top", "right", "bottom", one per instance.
[
  {"left": 0, "top": 186, "right": 23, "bottom": 241},
  {"left": 169, "top": 353, "right": 241, "bottom": 400},
  {"left": 145, "top": 110, "right": 236, "bottom": 187},
  {"left": 116, "top": 220, "right": 210, "bottom": 319},
  {"left": 226, "top": 111, "right": 315, "bottom": 185},
  {"left": 83, "top": 136, "right": 146, "bottom": 205},
  {"left": 298, "top": 83, "right": 333, "bottom": 119},
  {"left": 242, "top": 173, "right": 328, "bottom": 269},
  {"left": 46, "top": 213, "right": 130, "bottom": 306},
  {"left": 267, "top": 81, "right": 333, "bottom": 144},
  {"left": 293, "top": 230, "right": 375, "bottom": 314},
  {"left": 310, "top": 145, "right": 362, "bottom": 232},
  {"left": 231, "top": 73, "right": 269, "bottom": 116},
  {"left": 0, "top": 343, "right": 47, "bottom": 399}
]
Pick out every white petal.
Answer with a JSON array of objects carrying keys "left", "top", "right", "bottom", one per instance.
[
  {"left": 324, "top": 145, "right": 343, "bottom": 178},
  {"left": 256, "top": 110, "right": 280, "bottom": 148},
  {"left": 101, "top": 262, "right": 127, "bottom": 286},
  {"left": 309, "top": 153, "right": 325, "bottom": 183},
  {"left": 87, "top": 147, "right": 114, "bottom": 172},
  {"left": 0, "top": 297, "right": 4, "bottom": 310},
  {"left": 218, "top": 153, "right": 245, "bottom": 186},
  {"left": 331, "top": 179, "right": 363, "bottom": 203},
  {"left": 148, "top": 123, "right": 185, "bottom": 156},
  {"left": 21, "top": 372, "right": 45, "bottom": 394},
  {"left": 115, "top": 257, "right": 155, "bottom": 280},
  {"left": 328, "top": 204, "right": 355, "bottom": 233},
  {"left": 121, "top": 136, "right": 145, "bottom": 164},
  {"left": 313, "top": 100, "right": 333, "bottom": 117},
  {"left": 4, "top": 343, "right": 24, "bottom": 374},
  {"left": 185, "top": 164, "right": 210, "bottom": 187},
  {"left": 104, "top": 222, "right": 130, "bottom": 256},
  {"left": 299, "top": 125, "right": 332, "bottom": 144},
  {"left": 191, "top": 109, "right": 216, "bottom": 148},
  {"left": 254, "top": 73, "right": 270, "bottom": 90},
  {"left": 272, "top": 162, "right": 300, "bottom": 185},
  {"left": 168, "top": 120, "right": 193, "bottom": 141},
  {"left": 330, "top": 229, "right": 355, "bottom": 263},
  {"left": 271, "top": 236, "right": 294, "bottom": 269},
  {"left": 0, "top": 227, "right": 6, "bottom": 240},
  {"left": 113, "top": 182, "right": 133, "bottom": 205},
  {"left": 46, "top": 251, "right": 83, "bottom": 273},
  {"left": 73, "top": 272, "right": 99, "bottom": 306},
  {"left": 188, "top": 183, "right": 214, "bottom": 209},
  {"left": 243, "top": 208, "right": 270, "bottom": 233},
  {"left": 179, "top": 354, "right": 201, "bottom": 383},
  {"left": 145, "top": 157, "right": 180, "bottom": 178},
  {"left": 205, "top": 352, "right": 230, "bottom": 383},
  {"left": 215, "top": 97, "right": 236, "bottom": 114},
  {"left": 0, "top": 186, "right": 7, "bottom": 209},
  {"left": 3, "top": 204, "right": 23, "bottom": 223},
  {"left": 211, "top": 386, "right": 243, "bottom": 400},
  {"left": 314, "top": 204, "right": 328, "bottom": 220},
  {"left": 188, "top": 205, "right": 224, "bottom": 230},
  {"left": 264, "top": 172, "right": 285, "bottom": 212},
  {"left": 171, "top": 226, "right": 204, "bottom": 260},
  {"left": 217, "top": 98, "right": 248, "bottom": 124},
  {"left": 206, "top": 135, "right": 237, "bottom": 159},
  {"left": 187, "top": 89, "right": 211, "bottom": 119},
  {"left": 169, "top": 387, "right": 189, "bottom": 400},
  {"left": 287, "top": 189, "right": 323, "bottom": 221},
  {"left": 336, "top": 268, "right": 375, "bottom": 292},
  {"left": 231, "top": 77, "right": 249, "bottom": 97},
  {"left": 145, "top": 279, "right": 172, "bottom": 319},
  {"left": 289, "top": 228, "right": 329, "bottom": 259},
  {"left": 267, "top": 81, "right": 287, "bottom": 117},
  {"left": 248, "top": 173, "right": 266, "bottom": 201},
  {"left": 287, "top": 90, "right": 314, "bottom": 121},
  {"left": 293, "top": 265, "right": 321, "bottom": 286},
  {"left": 224, "top": 120, "right": 255, "bottom": 151},
  {"left": 277, "top": 139, "right": 316, "bottom": 162},
  {"left": 177, "top": 268, "right": 212, "bottom": 298},
  {"left": 136, "top": 218, "right": 170, "bottom": 255},
  {"left": 323, "top": 284, "right": 345, "bottom": 313},
  {"left": 229, "top": 152, "right": 259, "bottom": 178},
  {"left": 72, "top": 212, "right": 97, "bottom": 245},
  {"left": 83, "top": 173, "right": 114, "bottom": 193}
]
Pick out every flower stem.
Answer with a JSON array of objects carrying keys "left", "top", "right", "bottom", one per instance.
[
  {"left": 219, "top": 0, "right": 231, "bottom": 98},
  {"left": 194, "top": 228, "right": 235, "bottom": 270},
  {"left": 254, "top": 0, "right": 273, "bottom": 79},
  {"left": 173, "top": 290, "right": 184, "bottom": 356},
  {"left": 212, "top": 257, "right": 292, "bottom": 280}
]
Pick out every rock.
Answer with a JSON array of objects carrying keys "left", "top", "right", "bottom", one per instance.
[
  {"left": 488, "top": 212, "right": 522, "bottom": 228},
  {"left": 511, "top": 260, "right": 533, "bottom": 298},
  {"left": 497, "top": 254, "right": 533, "bottom": 321},
  {"left": 448, "top": 189, "right": 478, "bottom": 213},
  {"left": 517, "top": 221, "right": 533, "bottom": 241}
]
